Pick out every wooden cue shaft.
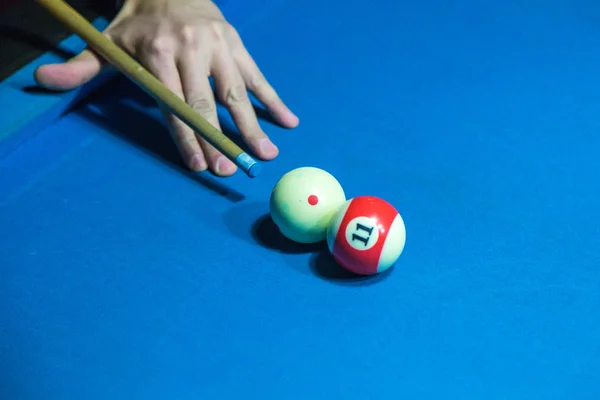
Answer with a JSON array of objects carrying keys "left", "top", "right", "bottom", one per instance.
[{"left": 34, "top": 0, "right": 260, "bottom": 177}]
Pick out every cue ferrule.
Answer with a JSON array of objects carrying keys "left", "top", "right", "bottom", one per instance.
[{"left": 236, "top": 153, "right": 261, "bottom": 178}]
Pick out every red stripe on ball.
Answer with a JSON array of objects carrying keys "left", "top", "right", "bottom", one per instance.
[{"left": 331, "top": 196, "right": 399, "bottom": 275}]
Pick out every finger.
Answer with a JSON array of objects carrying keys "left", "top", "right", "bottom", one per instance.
[
  {"left": 232, "top": 43, "right": 299, "bottom": 128},
  {"left": 211, "top": 50, "right": 279, "bottom": 161},
  {"left": 140, "top": 46, "right": 206, "bottom": 172},
  {"left": 34, "top": 49, "right": 104, "bottom": 91},
  {"left": 178, "top": 51, "right": 237, "bottom": 176}
]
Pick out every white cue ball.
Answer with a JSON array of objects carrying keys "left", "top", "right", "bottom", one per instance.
[{"left": 269, "top": 167, "right": 346, "bottom": 243}]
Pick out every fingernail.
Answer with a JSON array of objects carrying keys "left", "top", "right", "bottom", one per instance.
[
  {"left": 259, "top": 138, "right": 278, "bottom": 156},
  {"left": 190, "top": 154, "right": 206, "bottom": 171},
  {"left": 216, "top": 156, "right": 236, "bottom": 175}
]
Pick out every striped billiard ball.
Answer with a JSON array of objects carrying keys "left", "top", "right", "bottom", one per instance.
[{"left": 326, "top": 196, "right": 406, "bottom": 275}]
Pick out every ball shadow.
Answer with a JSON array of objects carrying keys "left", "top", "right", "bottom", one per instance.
[
  {"left": 252, "top": 214, "right": 324, "bottom": 254},
  {"left": 309, "top": 251, "right": 394, "bottom": 286},
  {"left": 223, "top": 203, "right": 324, "bottom": 276},
  {"left": 75, "top": 77, "right": 245, "bottom": 202},
  {"left": 224, "top": 205, "right": 394, "bottom": 284}
]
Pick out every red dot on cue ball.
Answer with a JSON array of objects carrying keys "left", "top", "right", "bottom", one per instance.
[{"left": 308, "top": 195, "right": 319, "bottom": 206}]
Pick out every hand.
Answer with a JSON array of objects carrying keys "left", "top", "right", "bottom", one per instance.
[{"left": 35, "top": 0, "right": 299, "bottom": 176}]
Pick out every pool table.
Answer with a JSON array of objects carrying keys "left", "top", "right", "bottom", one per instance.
[{"left": 2, "top": 1, "right": 600, "bottom": 398}]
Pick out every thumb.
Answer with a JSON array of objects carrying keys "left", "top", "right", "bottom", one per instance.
[{"left": 34, "top": 49, "right": 104, "bottom": 91}]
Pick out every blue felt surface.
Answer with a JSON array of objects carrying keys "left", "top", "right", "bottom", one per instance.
[
  {"left": 2, "top": 1, "right": 600, "bottom": 399},
  {"left": 0, "top": 18, "right": 113, "bottom": 160}
]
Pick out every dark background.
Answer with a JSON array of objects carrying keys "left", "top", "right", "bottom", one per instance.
[{"left": 0, "top": 0, "right": 117, "bottom": 81}]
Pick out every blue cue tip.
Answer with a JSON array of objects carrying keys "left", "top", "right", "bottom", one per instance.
[{"left": 235, "top": 152, "right": 261, "bottom": 178}]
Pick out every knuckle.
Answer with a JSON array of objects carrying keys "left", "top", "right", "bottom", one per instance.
[
  {"left": 223, "top": 23, "right": 243, "bottom": 48},
  {"left": 114, "top": 36, "right": 134, "bottom": 55},
  {"left": 206, "top": 21, "right": 227, "bottom": 42},
  {"left": 222, "top": 22, "right": 237, "bottom": 36},
  {"left": 188, "top": 96, "right": 215, "bottom": 114},
  {"left": 224, "top": 84, "right": 248, "bottom": 107},
  {"left": 178, "top": 25, "right": 198, "bottom": 48},
  {"left": 248, "top": 73, "right": 268, "bottom": 92},
  {"left": 144, "top": 36, "right": 174, "bottom": 59}
]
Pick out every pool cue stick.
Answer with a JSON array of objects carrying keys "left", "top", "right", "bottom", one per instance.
[{"left": 34, "top": 0, "right": 261, "bottom": 178}]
